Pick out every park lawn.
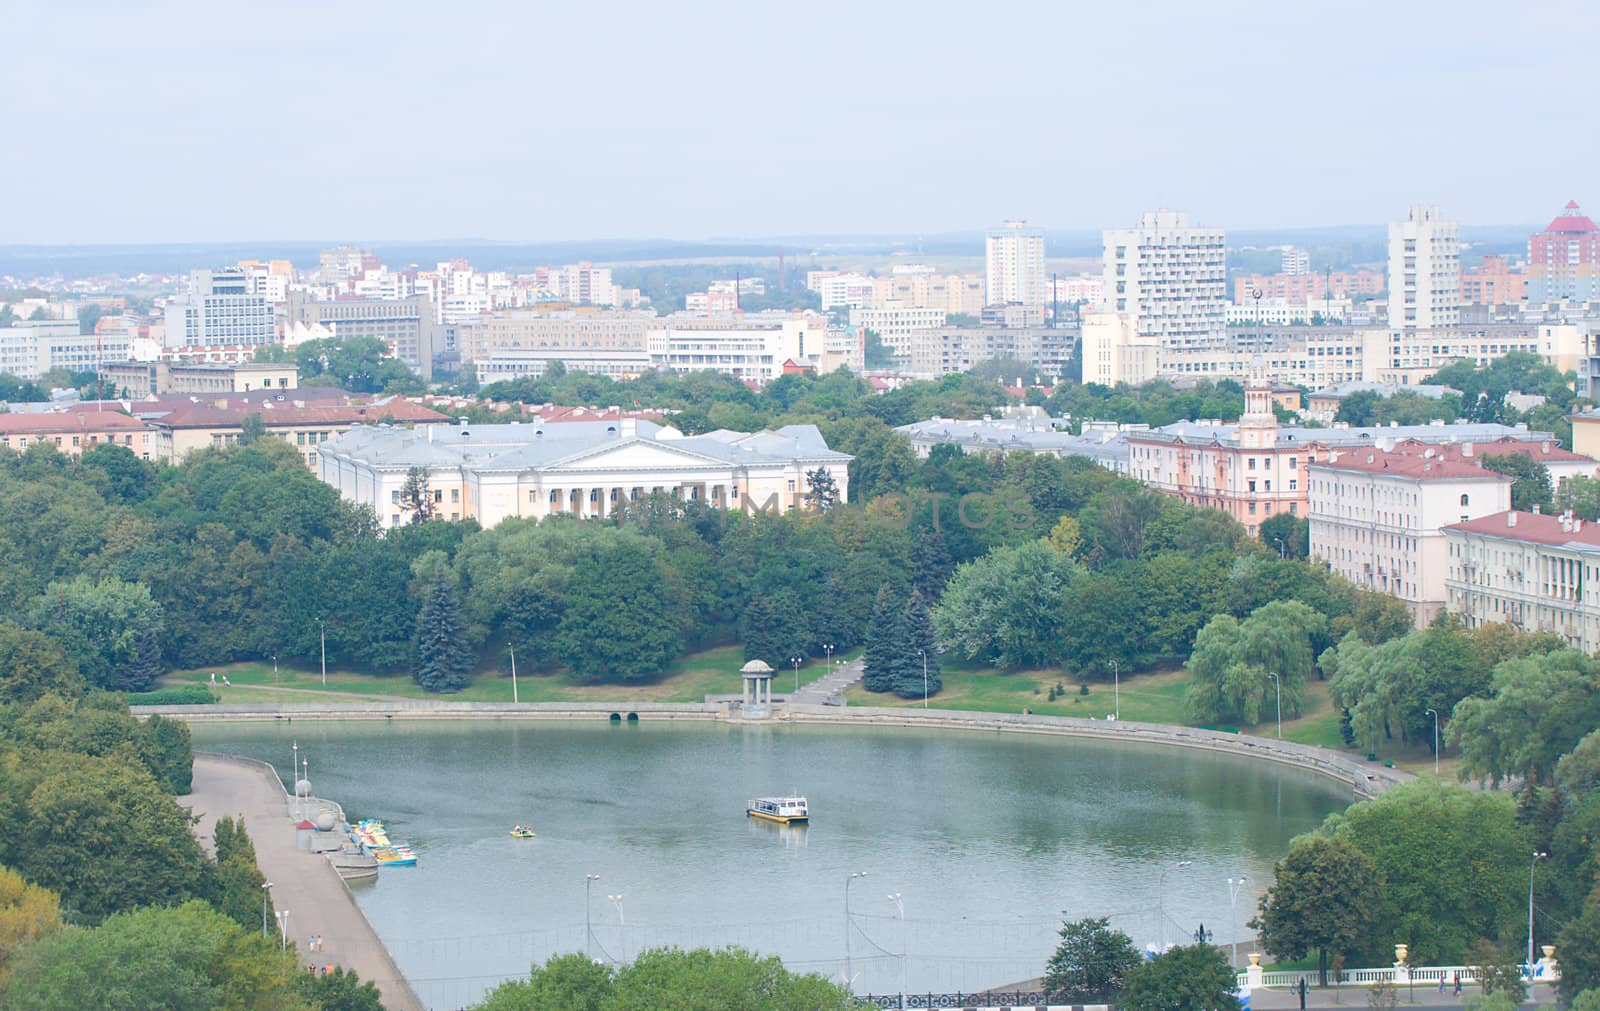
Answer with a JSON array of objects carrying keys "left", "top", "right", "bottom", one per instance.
[
  {"left": 1244, "top": 678, "right": 1347, "bottom": 749},
  {"left": 847, "top": 663, "right": 1193, "bottom": 724},
  {"left": 167, "top": 645, "right": 856, "bottom": 705}
]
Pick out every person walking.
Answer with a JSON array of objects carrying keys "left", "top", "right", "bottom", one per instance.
[
  {"left": 1453, "top": 972, "right": 1462, "bottom": 996},
  {"left": 1438, "top": 973, "right": 1447, "bottom": 994},
  {"left": 1296, "top": 977, "right": 1307, "bottom": 1009}
]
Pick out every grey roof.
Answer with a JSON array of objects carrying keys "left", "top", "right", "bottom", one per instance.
[
  {"left": 897, "top": 418, "right": 1130, "bottom": 466},
  {"left": 1310, "top": 381, "right": 1458, "bottom": 400},
  {"left": 319, "top": 419, "right": 850, "bottom": 473},
  {"left": 1137, "top": 419, "right": 1552, "bottom": 449}
]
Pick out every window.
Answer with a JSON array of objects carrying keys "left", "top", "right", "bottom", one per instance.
[
  {"left": 1249, "top": 502, "right": 1257, "bottom": 514},
  {"left": 1460, "top": 493, "right": 1469, "bottom": 506},
  {"left": 451, "top": 488, "right": 460, "bottom": 502},
  {"left": 1248, "top": 458, "right": 1257, "bottom": 470},
  {"left": 787, "top": 479, "right": 796, "bottom": 492},
  {"left": 1248, "top": 480, "right": 1257, "bottom": 492},
  {"left": 1289, "top": 479, "right": 1297, "bottom": 491},
  {"left": 390, "top": 490, "right": 400, "bottom": 504},
  {"left": 1289, "top": 457, "right": 1297, "bottom": 470}
]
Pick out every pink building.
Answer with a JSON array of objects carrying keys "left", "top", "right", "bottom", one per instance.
[{"left": 1528, "top": 200, "right": 1600, "bottom": 304}]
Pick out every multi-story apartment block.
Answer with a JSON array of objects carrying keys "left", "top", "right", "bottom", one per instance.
[
  {"left": 871, "top": 271, "right": 987, "bottom": 316},
  {"left": 0, "top": 320, "right": 128, "bottom": 381},
  {"left": 986, "top": 220, "right": 1046, "bottom": 313},
  {"left": 1460, "top": 255, "right": 1526, "bottom": 306},
  {"left": 808, "top": 273, "right": 876, "bottom": 311},
  {"left": 1527, "top": 201, "right": 1600, "bottom": 305},
  {"left": 1103, "top": 210, "right": 1228, "bottom": 350},
  {"left": 1279, "top": 246, "right": 1312, "bottom": 275},
  {"left": 847, "top": 305, "right": 946, "bottom": 354},
  {"left": 162, "top": 268, "right": 277, "bottom": 350},
  {"left": 317, "top": 419, "right": 851, "bottom": 530},
  {"left": 1309, "top": 445, "right": 1513, "bottom": 626},
  {"left": 1232, "top": 271, "right": 1385, "bottom": 306},
  {"left": 1388, "top": 205, "right": 1461, "bottom": 331},
  {"left": 1445, "top": 509, "right": 1600, "bottom": 651},
  {"left": 646, "top": 313, "right": 823, "bottom": 383},
  {"left": 457, "top": 308, "right": 654, "bottom": 382},
  {"left": 1080, "top": 311, "right": 1158, "bottom": 387},
  {"left": 906, "top": 325, "right": 1075, "bottom": 378},
  {"left": 283, "top": 293, "right": 438, "bottom": 380}
]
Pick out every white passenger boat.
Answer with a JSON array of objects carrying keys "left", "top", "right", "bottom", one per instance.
[{"left": 746, "top": 796, "right": 808, "bottom": 824}]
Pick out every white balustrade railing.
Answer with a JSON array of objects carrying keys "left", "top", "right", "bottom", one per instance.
[{"left": 1239, "top": 962, "right": 1559, "bottom": 990}]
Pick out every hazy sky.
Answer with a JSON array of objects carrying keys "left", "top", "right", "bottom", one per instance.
[{"left": 5, "top": 0, "right": 1596, "bottom": 243}]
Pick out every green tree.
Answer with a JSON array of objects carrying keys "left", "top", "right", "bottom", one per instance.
[
  {"left": 293, "top": 965, "right": 384, "bottom": 1011},
  {"left": 1258, "top": 513, "right": 1309, "bottom": 559},
  {"left": 1186, "top": 601, "right": 1324, "bottom": 726},
  {"left": 0, "top": 621, "right": 83, "bottom": 704},
  {"left": 1252, "top": 836, "right": 1381, "bottom": 985},
  {"left": 554, "top": 542, "right": 684, "bottom": 683},
  {"left": 1480, "top": 452, "right": 1554, "bottom": 513},
  {"left": 895, "top": 592, "right": 940, "bottom": 700},
  {"left": 25, "top": 575, "right": 165, "bottom": 692},
  {"left": 1041, "top": 916, "right": 1141, "bottom": 1003},
  {"left": 910, "top": 525, "right": 954, "bottom": 599},
  {"left": 863, "top": 328, "right": 896, "bottom": 368},
  {"left": 1557, "top": 900, "right": 1600, "bottom": 1005},
  {"left": 238, "top": 412, "right": 267, "bottom": 446},
  {"left": 0, "top": 865, "right": 62, "bottom": 987},
  {"left": 740, "top": 590, "right": 809, "bottom": 668},
  {"left": 1, "top": 900, "right": 307, "bottom": 1010},
  {"left": 862, "top": 584, "right": 908, "bottom": 693},
  {"left": 605, "top": 945, "right": 855, "bottom": 1011},
  {"left": 804, "top": 467, "right": 840, "bottom": 512},
  {"left": 478, "top": 952, "right": 614, "bottom": 1010},
  {"left": 1118, "top": 943, "right": 1241, "bottom": 1011},
  {"left": 1558, "top": 474, "right": 1600, "bottom": 521},
  {"left": 399, "top": 466, "right": 436, "bottom": 525},
  {"left": 210, "top": 816, "right": 268, "bottom": 932},
  {"left": 1450, "top": 649, "right": 1600, "bottom": 786},
  {"left": 413, "top": 564, "right": 473, "bottom": 693},
  {"left": 933, "top": 540, "right": 1077, "bottom": 669}
]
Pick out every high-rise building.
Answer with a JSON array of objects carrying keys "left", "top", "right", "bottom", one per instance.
[
  {"left": 1387, "top": 205, "right": 1460, "bottom": 331},
  {"left": 1279, "top": 246, "right": 1311, "bottom": 275},
  {"left": 1527, "top": 200, "right": 1600, "bottom": 305},
  {"left": 1102, "top": 210, "right": 1228, "bottom": 349},
  {"left": 162, "top": 268, "right": 277, "bottom": 350},
  {"left": 985, "top": 220, "right": 1046, "bottom": 313}
]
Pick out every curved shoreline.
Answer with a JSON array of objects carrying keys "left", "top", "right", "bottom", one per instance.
[{"left": 145, "top": 700, "right": 1412, "bottom": 800}]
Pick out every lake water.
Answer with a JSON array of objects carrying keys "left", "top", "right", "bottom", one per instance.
[{"left": 192, "top": 719, "right": 1349, "bottom": 1009}]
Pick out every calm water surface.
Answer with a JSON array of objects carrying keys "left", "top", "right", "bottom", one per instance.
[{"left": 192, "top": 720, "right": 1349, "bottom": 1008}]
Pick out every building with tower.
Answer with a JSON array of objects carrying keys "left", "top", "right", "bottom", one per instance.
[
  {"left": 1388, "top": 205, "right": 1461, "bottom": 331},
  {"left": 1527, "top": 200, "right": 1600, "bottom": 305},
  {"left": 1102, "top": 211, "right": 1228, "bottom": 350},
  {"left": 985, "top": 220, "right": 1046, "bottom": 316}
]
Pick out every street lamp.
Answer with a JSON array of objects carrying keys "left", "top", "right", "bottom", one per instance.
[
  {"left": 1273, "top": 537, "right": 1286, "bottom": 559},
  {"left": 274, "top": 908, "right": 290, "bottom": 951},
  {"left": 1227, "top": 876, "right": 1248, "bottom": 968},
  {"left": 317, "top": 618, "right": 327, "bottom": 687},
  {"left": 1157, "top": 860, "right": 1193, "bottom": 950},
  {"left": 291, "top": 740, "right": 300, "bottom": 818},
  {"left": 608, "top": 894, "right": 626, "bottom": 963},
  {"left": 1266, "top": 673, "right": 1282, "bottom": 738},
  {"left": 1425, "top": 708, "right": 1439, "bottom": 776},
  {"left": 1529, "top": 851, "right": 1548, "bottom": 971},
  {"left": 585, "top": 874, "right": 600, "bottom": 962},
  {"left": 823, "top": 643, "right": 835, "bottom": 671},
  {"left": 510, "top": 644, "right": 519, "bottom": 704},
  {"left": 790, "top": 656, "right": 803, "bottom": 696},
  {"left": 1111, "top": 659, "right": 1120, "bottom": 721},
  {"left": 845, "top": 871, "right": 867, "bottom": 990},
  {"left": 261, "top": 882, "right": 274, "bottom": 939},
  {"left": 916, "top": 649, "right": 928, "bottom": 708},
  {"left": 887, "top": 892, "right": 906, "bottom": 1006},
  {"left": 272, "top": 655, "right": 278, "bottom": 687}
]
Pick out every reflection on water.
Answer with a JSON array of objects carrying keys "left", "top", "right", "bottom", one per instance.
[{"left": 193, "top": 720, "right": 1348, "bottom": 1008}]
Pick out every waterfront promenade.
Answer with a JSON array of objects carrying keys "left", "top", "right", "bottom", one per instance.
[{"left": 180, "top": 753, "right": 424, "bottom": 1011}]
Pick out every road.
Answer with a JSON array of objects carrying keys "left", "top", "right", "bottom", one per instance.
[{"left": 180, "top": 753, "right": 424, "bottom": 1011}]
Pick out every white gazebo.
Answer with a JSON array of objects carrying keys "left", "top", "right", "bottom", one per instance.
[{"left": 739, "top": 660, "right": 775, "bottom": 717}]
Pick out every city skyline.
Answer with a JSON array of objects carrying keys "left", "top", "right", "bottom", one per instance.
[{"left": 4, "top": 0, "right": 1596, "bottom": 244}]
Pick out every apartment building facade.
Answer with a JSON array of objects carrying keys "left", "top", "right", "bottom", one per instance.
[
  {"left": 1103, "top": 210, "right": 1228, "bottom": 350},
  {"left": 849, "top": 305, "right": 947, "bottom": 354},
  {"left": 985, "top": 220, "right": 1046, "bottom": 313},
  {"left": 1445, "top": 510, "right": 1600, "bottom": 651},
  {"left": 1388, "top": 205, "right": 1461, "bottom": 331},
  {"left": 163, "top": 268, "right": 277, "bottom": 350},
  {"left": 0, "top": 408, "right": 157, "bottom": 459},
  {"left": 906, "top": 325, "right": 1076, "bottom": 378},
  {"left": 283, "top": 293, "right": 438, "bottom": 380},
  {"left": 1527, "top": 201, "right": 1600, "bottom": 305}
]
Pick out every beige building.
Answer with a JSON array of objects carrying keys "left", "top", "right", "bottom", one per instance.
[
  {"left": 0, "top": 408, "right": 156, "bottom": 459},
  {"left": 1080, "top": 311, "right": 1158, "bottom": 387},
  {"left": 907, "top": 325, "right": 1076, "bottom": 377},
  {"left": 283, "top": 293, "right": 439, "bottom": 380},
  {"left": 1446, "top": 510, "right": 1600, "bottom": 651},
  {"left": 848, "top": 305, "right": 947, "bottom": 354},
  {"left": 1310, "top": 446, "right": 1513, "bottom": 626},
  {"left": 317, "top": 419, "right": 851, "bottom": 530},
  {"left": 872, "top": 271, "right": 986, "bottom": 315},
  {"left": 458, "top": 308, "right": 655, "bottom": 381},
  {"left": 101, "top": 361, "right": 297, "bottom": 399}
]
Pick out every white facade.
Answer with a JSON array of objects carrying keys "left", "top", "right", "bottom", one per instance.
[
  {"left": 1310, "top": 449, "right": 1512, "bottom": 626},
  {"left": 0, "top": 320, "right": 83, "bottom": 380},
  {"left": 1080, "top": 310, "right": 1158, "bottom": 387},
  {"left": 1446, "top": 510, "right": 1600, "bottom": 652},
  {"left": 1388, "top": 205, "right": 1461, "bottom": 331},
  {"left": 647, "top": 315, "right": 821, "bottom": 383},
  {"left": 1103, "top": 210, "right": 1228, "bottom": 349},
  {"left": 810, "top": 273, "right": 875, "bottom": 312},
  {"left": 847, "top": 305, "right": 946, "bottom": 353},
  {"left": 985, "top": 220, "right": 1046, "bottom": 312},
  {"left": 162, "top": 268, "right": 276, "bottom": 349},
  {"left": 317, "top": 419, "right": 852, "bottom": 530}
]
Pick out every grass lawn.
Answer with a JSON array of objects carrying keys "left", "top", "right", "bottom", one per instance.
[
  {"left": 169, "top": 646, "right": 860, "bottom": 705},
  {"left": 846, "top": 660, "right": 1192, "bottom": 724}
]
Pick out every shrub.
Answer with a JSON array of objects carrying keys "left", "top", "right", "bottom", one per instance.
[{"left": 125, "top": 685, "right": 217, "bottom": 706}]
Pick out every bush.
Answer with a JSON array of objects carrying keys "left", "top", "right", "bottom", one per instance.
[{"left": 125, "top": 685, "right": 216, "bottom": 706}]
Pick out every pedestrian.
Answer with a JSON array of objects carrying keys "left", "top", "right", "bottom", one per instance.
[
  {"left": 222, "top": 674, "right": 231, "bottom": 686},
  {"left": 315, "top": 934, "right": 323, "bottom": 952},
  {"left": 1438, "top": 973, "right": 1447, "bottom": 993},
  {"left": 1297, "top": 977, "right": 1307, "bottom": 1010},
  {"left": 209, "top": 672, "right": 217, "bottom": 685},
  {"left": 307, "top": 934, "right": 315, "bottom": 951},
  {"left": 1453, "top": 972, "right": 1462, "bottom": 996}
]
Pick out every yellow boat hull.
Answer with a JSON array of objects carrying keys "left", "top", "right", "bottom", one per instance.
[{"left": 747, "top": 808, "right": 808, "bottom": 825}]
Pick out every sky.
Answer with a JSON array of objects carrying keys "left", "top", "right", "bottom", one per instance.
[{"left": 4, "top": 0, "right": 1597, "bottom": 244}]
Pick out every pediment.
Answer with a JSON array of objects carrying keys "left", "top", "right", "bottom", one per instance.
[{"left": 546, "top": 438, "right": 732, "bottom": 472}]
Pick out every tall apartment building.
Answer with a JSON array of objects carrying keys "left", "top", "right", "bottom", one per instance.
[
  {"left": 871, "top": 271, "right": 986, "bottom": 316},
  {"left": 1279, "top": 246, "right": 1312, "bottom": 275},
  {"left": 1103, "top": 211, "right": 1228, "bottom": 349},
  {"left": 1460, "top": 255, "right": 1526, "bottom": 306},
  {"left": 162, "top": 268, "right": 277, "bottom": 350},
  {"left": 1079, "top": 311, "right": 1157, "bottom": 387},
  {"left": 1527, "top": 201, "right": 1600, "bottom": 305},
  {"left": 1388, "top": 205, "right": 1461, "bottom": 331},
  {"left": 906, "top": 325, "right": 1075, "bottom": 378},
  {"left": 985, "top": 220, "right": 1046, "bottom": 313},
  {"left": 283, "top": 293, "right": 438, "bottom": 380}
]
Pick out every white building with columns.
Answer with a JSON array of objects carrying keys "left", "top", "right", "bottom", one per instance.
[
  {"left": 316, "top": 419, "right": 851, "bottom": 530},
  {"left": 1445, "top": 509, "right": 1600, "bottom": 652}
]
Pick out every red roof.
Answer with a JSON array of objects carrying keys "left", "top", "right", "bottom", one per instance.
[
  {"left": 0, "top": 411, "right": 150, "bottom": 435},
  {"left": 1544, "top": 200, "right": 1597, "bottom": 235},
  {"left": 150, "top": 396, "right": 450, "bottom": 429},
  {"left": 1447, "top": 510, "right": 1600, "bottom": 547},
  {"left": 1316, "top": 450, "right": 1507, "bottom": 480}
]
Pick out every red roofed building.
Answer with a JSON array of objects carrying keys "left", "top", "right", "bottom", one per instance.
[
  {"left": 1445, "top": 509, "right": 1600, "bottom": 650},
  {"left": 1528, "top": 200, "right": 1600, "bottom": 304},
  {"left": 0, "top": 407, "right": 156, "bottom": 458},
  {"left": 141, "top": 392, "right": 451, "bottom": 468}
]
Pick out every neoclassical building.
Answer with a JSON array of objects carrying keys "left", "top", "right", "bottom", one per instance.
[{"left": 316, "top": 418, "right": 851, "bottom": 529}]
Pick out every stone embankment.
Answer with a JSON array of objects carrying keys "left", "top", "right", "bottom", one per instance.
[{"left": 144, "top": 700, "right": 1411, "bottom": 798}]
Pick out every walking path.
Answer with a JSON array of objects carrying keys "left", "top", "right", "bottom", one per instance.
[
  {"left": 179, "top": 753, "right": 423, "bottom": 1011},
  {"left": 788, "top": 657, "right": 864, "bottom": 705}
]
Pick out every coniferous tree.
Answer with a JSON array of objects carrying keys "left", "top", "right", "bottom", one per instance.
[
  {"left": 413, "top": 565, "right": 473, "bottom": 693},
  {"left": 862, "top": 584, "right": 907, "bottom": 694},
  {"left": 117, "top": 624, "right": 164, "bottom": 693},
  {"left": 911, "top": 525, "right": 954, "bottom": 600},
  {"left": 804, "top": 467, "right": 840, "bottom": 512},
  {"left": 741, "top": 590, "right": 809, "bottom": 668},
  {"left": 894, "top": 591, "right": 941, "bottom": 700}
]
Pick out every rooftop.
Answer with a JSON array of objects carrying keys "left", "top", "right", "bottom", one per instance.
[
  {"left": 0, "top": 409, "right": 150, "bottom": 434},
  {"left": 1543, "top": 200, "right": 1598, "bottom": 235},
  {"left": 1447, "top": 509, "right": 1600, "bottom": 548},
  {"left": 144, "top": 394, "right": 450, "bottom": 429},
  {"left": 1309, "top": 381, "right": 1457, "bottom": 401},
  {"left": 1133, "top": 419, "right": 1553, "bottom": 450}
]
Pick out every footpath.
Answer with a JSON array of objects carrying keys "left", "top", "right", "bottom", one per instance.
[
  {"left": 180, "top": 753, "right": 424, "bottom": 1011},
  {"left": 788, "top": 657, "right": 864, "bottom": 705}
]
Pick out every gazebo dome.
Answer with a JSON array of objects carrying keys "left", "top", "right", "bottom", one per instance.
[{"left": 739, "top": 660, "right": 775, "bottom": 675}]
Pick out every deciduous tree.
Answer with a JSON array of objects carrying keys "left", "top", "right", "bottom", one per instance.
[
  {"left": 1252, "top": 836, "right": 1380, "bottom": 985},
  {"left": 1118, "top": 943, "right": 1241, "bottom": 1011},
  {"left": 1042, "top": 916, "right": 1140, "bottom": 1003}
]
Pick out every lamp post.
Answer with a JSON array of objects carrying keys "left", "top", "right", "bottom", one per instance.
[
  {"left": 1529, "top": 851, "right": 1548, "bottom": 971},
  {"left": 1425, "top": 708, "right": 1439, "bottom": 776},
  {"left": 845, "top": 871, "right": 867, "bottom": 990},
  {"left": 1227, "top": 876, "right": 1248, "bottom": 968},
  {"left": 510, "top": 644, "right": 519, "bottom": 704},
  {"left": 823, "top": 643, "right": 835, "bottom": 672},
  {"left": 916, "top": 649, "right": 928, "bottom": 708},
  {"left": 608, "top": 894, "right": 626, "bottom": 963},
  {"left": 790, "top": 656, "right": 803, "bottom": 696},
  {"left": 291, "top": 740, "right": 299, "bottom": 818},
  {"left": 261, "top": 882, "right": 274, "bottom": 939},
  {"left": 1266, "top": 673, "right": 1281, "bottom": 738},
  {"left": 317, "top": 618, "right": 326, "bottom": 687},
  {"left": 1157, "top": 860, "right": 1193, "bottom": 950},
  {"left": 275, "top": 909, "right": 290, "bottom": 951},
  {"left": 585, "top": 874, "right": 600, "bottom": 961},
  {"left": 1111, "top": 659, "right": 1119, "bottom": 720},
  {"left": 272, "top": 654, "right": 278, "bottom": 687},
  {"left": 887, "top": 892, "right": 906, "bottom": 1006},
  {"left": 1273, "top": 537, "right": 1286, "bottom": 559}
]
